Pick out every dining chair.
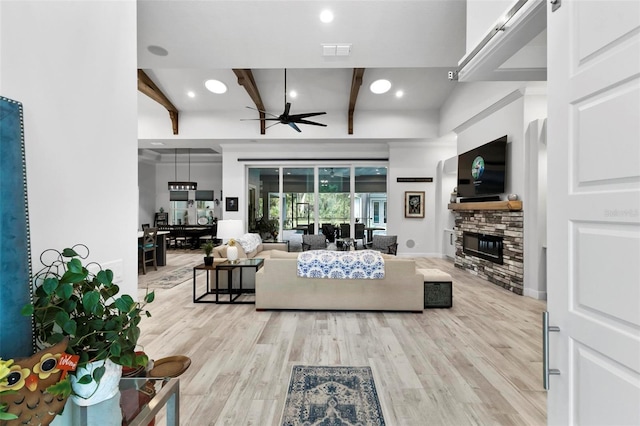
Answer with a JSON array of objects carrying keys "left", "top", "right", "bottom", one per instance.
[
  {"left": 141, "top": 223, "right": 150, "bottom": 230},
  {"left": 139, "top": 227, "right": 158, "bottom": 274},
  {"left": 172, "top": 225, "right": 187, "bottom": 249},
  {"left": 321, "top": 224, "right": 336, "bottom": 243},
  {"left": 339, "top": 223, "right": 350, "bottom": 239}
]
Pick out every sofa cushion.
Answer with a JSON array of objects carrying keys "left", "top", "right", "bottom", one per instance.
[{"left": 269, "top": 250, "right": 299, "bottom": 259}]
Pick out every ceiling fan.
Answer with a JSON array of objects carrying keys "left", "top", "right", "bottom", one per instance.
[{"left": 243, "top": 69, "right": 327, "bottom": 133}]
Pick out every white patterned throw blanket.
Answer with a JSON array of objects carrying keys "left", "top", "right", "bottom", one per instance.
[
  {"left": 296, "top": 250, "right": 385, "bottom": 279},
  {"left": 235, "top": 233, "right": 262, "bottom": 253}
]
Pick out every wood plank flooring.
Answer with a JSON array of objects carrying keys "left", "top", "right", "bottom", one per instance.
[{"left": 137, "top": 251, "right": 547, "bottom": 425}]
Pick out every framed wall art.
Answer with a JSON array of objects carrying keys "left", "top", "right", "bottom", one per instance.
[
  {"left": 404, "top": 191, "right": 425, "bottom": 218},
  {"left": 225, "top": 197, "right": 239, "bottom": 212}
]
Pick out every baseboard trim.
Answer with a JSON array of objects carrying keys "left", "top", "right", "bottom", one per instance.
[{"left": 523, "top": 288, "right": 547, "bottom": 300}]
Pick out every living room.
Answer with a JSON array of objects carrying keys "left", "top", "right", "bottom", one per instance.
[{"left": 2, "top": 0, "right": 638, "bottom": 425}]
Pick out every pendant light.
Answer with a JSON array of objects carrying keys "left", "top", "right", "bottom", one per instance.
[{"left": 168, "top": 148, "right": 197, "bottom": 190}]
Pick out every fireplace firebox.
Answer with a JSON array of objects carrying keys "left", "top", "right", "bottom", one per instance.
[{"left": 463, "top": 231, "right": 504, "bottom": 264}]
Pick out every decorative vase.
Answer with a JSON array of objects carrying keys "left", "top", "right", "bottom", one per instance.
[
  {"left": 227, "top": 245, "right": 238, "bottom": 262},
  {"left": 70, "top": 359, "right": 122, "bottom": 406},
  {"left": 508, "top": 194, "right": 519, "bottom": 201}
]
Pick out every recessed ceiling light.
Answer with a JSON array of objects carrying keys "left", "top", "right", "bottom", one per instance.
[
  {"left": 395, "top": 90, "right": 404, "bottom": 98},
  {"left": 147, "top": 45, "right": 168, "bottom": 56},
  {"left": 187, "top": 91, "right": 195, "bottom": 98},
  {"left": 150, "top": 142, "right": 165, "bottom": 146},
  {"left": 289, "top": 90, "right": 298, "bottom": 98},
  {"left": 204, "top": 79, "right": 227, "bottom": 94},
  {"left": 370, "top": 79, "right": 391, "bottom": 94},
  {"left": 320, "top": 10, "right": 334, "bottom": 23}
]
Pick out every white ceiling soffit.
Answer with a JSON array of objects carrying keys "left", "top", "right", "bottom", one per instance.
[{"left": 457, "top": 0, "right": 547, "bottom": 82}]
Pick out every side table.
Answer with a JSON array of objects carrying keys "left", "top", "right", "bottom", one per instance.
[
  {"left": 193, "top": 259, "right": 226, "bottom": 303},
  {"left": 215, "top": 258, "right": 264, "bottom": 304}
]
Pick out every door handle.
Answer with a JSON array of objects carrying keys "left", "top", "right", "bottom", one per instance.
[
  {"left": 542, "top": 311, "right": 561, "bottom": 390},
  {"left": 450, "top": 232, "right": 453, "bottom": 245}
]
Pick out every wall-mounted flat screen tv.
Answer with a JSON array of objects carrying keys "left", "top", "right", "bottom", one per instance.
[
  {"left": 195, "top": 190, "right": 214, "bottom": 201},
  {"left": 169, "top": 190, "right": 189, "bottom": 201},
  {"left": 457, "top": 135, "right": 507, "bottom": 199}
]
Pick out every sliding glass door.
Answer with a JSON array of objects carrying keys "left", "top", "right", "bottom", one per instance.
[{"left": 248, "top": 165, "right": 387, "bottom": 246}]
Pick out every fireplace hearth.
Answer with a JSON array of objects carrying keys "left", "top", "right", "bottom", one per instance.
[{"left": 463, "top": 231, "right": 503, "bottom": 264}]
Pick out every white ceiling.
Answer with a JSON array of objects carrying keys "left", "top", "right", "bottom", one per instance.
[{"left": 136, "top": 0, "right": 545, "bottom": 159}]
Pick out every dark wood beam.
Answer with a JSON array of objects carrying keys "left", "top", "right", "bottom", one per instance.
[
  {"left": 233, "top": 69, "right": 266, "bottom": 135},
  {"left": 137, "top": 69, "right": 179, "bottom": 135},
  {"left": 348, "top": 68, "right": 365, "bottom": 135}
]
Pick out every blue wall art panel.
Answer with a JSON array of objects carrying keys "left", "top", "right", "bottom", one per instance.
[{"left": 0, "top": 96, "right": 33, "bottom": 358}]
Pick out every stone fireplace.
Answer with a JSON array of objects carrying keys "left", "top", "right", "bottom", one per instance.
[{"left": 450, "top": 202, "right": 523, "bottom": 295}]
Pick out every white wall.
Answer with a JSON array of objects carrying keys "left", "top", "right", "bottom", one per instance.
[
  {"left": 1, "top": 1, "right": 138, "bottom": 296},
  {"left": 388, "top": 141, "right": 457, "bottom": 257}
]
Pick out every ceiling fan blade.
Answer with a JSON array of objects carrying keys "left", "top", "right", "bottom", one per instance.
[
  {"left": 288, "top": 111, "right": 327, "bottom": 120},
  {"left": 295, "top": 119, "right": 327, "bottom": 127},
  {"left": 240, "top": 118, "right": 281, "bottom": 121},
  {"left": 245, "top": 105, "right": 279, "bottom": 118},
  {"left": 288, "top": 122, "right": 302, "bottom": 132}
]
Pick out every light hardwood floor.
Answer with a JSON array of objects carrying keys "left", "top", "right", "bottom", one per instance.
[{"left": 137, "top": 251, "right": 547, "bottom": 426}]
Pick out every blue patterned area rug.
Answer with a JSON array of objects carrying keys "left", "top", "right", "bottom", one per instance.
[{"left": 281, "top": 365, "right": 385, "bottom": 426}]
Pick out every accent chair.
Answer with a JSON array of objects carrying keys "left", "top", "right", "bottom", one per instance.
[
  {"left": 302, "top": 234, "right": 328, "bottom": 251},
  {"left": 365, "top": 235, "right": 398, "bottom": 255}
]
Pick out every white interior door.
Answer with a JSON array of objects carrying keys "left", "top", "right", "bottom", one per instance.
[
  {"left": 546, "top": 1, "right": 640, "bottom": 424},
  {"left": 370, "top": 199, "right": 387, "bottom": 228}
]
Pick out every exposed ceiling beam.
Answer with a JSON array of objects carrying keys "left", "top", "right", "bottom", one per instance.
[
  {"left": 137, "top": 69, "right": 179, "bottom": 135},
  {"left": 348, "top": 68, "right": 365, "bottom": 135},
  {"left": 233, "top": 69, "right": 266, "bottom": 135}
]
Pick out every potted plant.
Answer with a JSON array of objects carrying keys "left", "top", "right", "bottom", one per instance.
[
  {"left": 202, "top": 241, "right": 215, "bottom": 266},
  {"left": 21, "top": 245, "right": 154, "bottom": 405}
]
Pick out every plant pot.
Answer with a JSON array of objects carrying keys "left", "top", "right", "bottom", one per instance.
[
  {"left": 204, "top": 256, "right": 214, "bottom": 266},
  {"left": 70, "top": 359, "right": 122, "bottom": 406}
]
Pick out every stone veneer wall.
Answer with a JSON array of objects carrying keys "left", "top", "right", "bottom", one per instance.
[{"left": 454, "top": 210, "right": 524, "bottom": 295}]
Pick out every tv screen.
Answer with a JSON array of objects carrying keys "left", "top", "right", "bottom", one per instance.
[
  {"left": 169, "top": 190, "right": 189, "bottom": 201},
  {"left": 457, "top": 135, "right": 507, "bottom": 199},
  {"left": 195, "top": 190, "right": 214, "bottom": 201}
]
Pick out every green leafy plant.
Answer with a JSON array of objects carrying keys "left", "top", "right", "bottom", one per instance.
[
  {"left": 202, "top": 241, "right": 215, "bottom": 257},
  {"left": 21, "top": 245, "right": 154, "bottom": 395}
]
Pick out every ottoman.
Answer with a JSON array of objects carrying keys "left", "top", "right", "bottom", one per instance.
[{"left": 417, "top": 268, "right": 453, "bottom": 308}]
